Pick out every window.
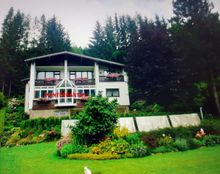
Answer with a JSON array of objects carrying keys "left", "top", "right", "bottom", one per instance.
[
  {"left": 35, "top": 91, "right": 40, "bottom": 98},
  {"left": 45, "top": 72, "right": 53, "bottom": 78},
  {"left": 106, "top": 89, "right": 119, "bottom": 97},
  {"left": 37, "top": 72, "right": 45, "bottom": 79},
  {"left": 37, "top": 71, "right": 60, "bottom": 79},
  {"left": 69, "top": 72, "right": 76, "bottom": 80},
  {"left": 54, "top": 72, "right": 60, "bottom": 79},
  {"left": 70, "top": 71, "right": 94, "bottom": 79}
]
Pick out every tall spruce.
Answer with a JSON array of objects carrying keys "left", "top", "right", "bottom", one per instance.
[
  {"left": 171, "top": 0, "right": 220, "bottom": 115},
  {"left": 0, "top": 7, "right": 29, "bottom": 96}
]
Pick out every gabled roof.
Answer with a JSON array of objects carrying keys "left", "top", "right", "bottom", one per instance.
[{"left": 24, "top": 51, "right": 124, "bottom": 67}]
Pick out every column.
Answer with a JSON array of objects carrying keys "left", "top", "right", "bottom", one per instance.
[
  {"left": 28, "top": 62, "right": 36, "bottom": 109},
  {"left": 94, "top": 62, "right": 100, "bottom": 95}
]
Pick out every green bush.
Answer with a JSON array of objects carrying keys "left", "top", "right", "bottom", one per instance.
[
  {"left": 126, "top": 133, "right": 141, "bottom": 145},
  {"left": 72, "top": 95, "right": 118, "bottom": 145},
  {"left": 188, "top": 138, "right": 203, "bottom": 149},
  {"left": 202, "top": 135, "right": 220, "bottom": 146},
  {"left": 152, "top": 146, "right": 177, "bottom": 153},
  {"left": 129, "top": 142, "right": 150, "bottom": 157},
  {"left": 67, "top": 152, "right": 120, "bottom": 160},
  {"left": 130, "top": 100, "right": 147, "bottom": 111},
  {"left": 158, "top": 135, "right": 173, "bottom": 146},
  {"left": 60, "top": 143, "right": 87, "bottom": 158},
  {"left": 0, "top": 92, "right": 6, "bottom": 108},
  {"left": 172, "top": 139, "right": 189, "bottom": 151},
  {"left": 200, "top": 119, "right": 220, "bottom": 135}
]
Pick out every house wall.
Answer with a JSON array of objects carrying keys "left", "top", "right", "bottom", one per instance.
[{"left": 97, "top": 81, "right": 130, "bottom": 106}]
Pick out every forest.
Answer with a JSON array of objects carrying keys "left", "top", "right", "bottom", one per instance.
[{"left": 1, "top": 0, "right": 220, "bottom": 117}]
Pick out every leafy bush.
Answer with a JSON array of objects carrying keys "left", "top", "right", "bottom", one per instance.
[
  {"left": 72, "top": 95, "right": 118, "bottom": 145},
  {"left": 21, "top": 117, "right": 62, "bottom": 132},
  {"left": 0, "top": 92, "right": 6, "bottom": 108},
  {"left": 141, "top": 135, "right": 158, "bottom": 148},
  {"left": 126, "top": 133, "right": 141, "bottom": 145},
  {"left": 130, "top": 100, "right": 147, "bottom": 111},
  {"left": 67, "top": 153, "right": 120, "bottom": 160},
  {"left": 113, "top": 127, "right": 129, "bottom": 139},
  {"left": 172, "top": 139, "right": 189, "bottom": 151},
  {"left": 200, "top": 119, "right": 220, "bottom": 135},
  {"left": 158, "top": 135, "right": 173, "bottom": 146},
  {"left": 91, "top": 138, "right": 130, "bottom": 155},
  {"left": 129, "top": 142, "right": 150, "bottom": 157},
  {"left": 188, "top": 138, "right": 203, "bottom": 149},
  {"left": 152, "top": 146, "right": 177, "bottom": 153},
  {"left": 60, "top": 143, "right": 87, "bottom": 158},
  {"left": 202, "top": 135, "right": 220, "bottom": 146}
]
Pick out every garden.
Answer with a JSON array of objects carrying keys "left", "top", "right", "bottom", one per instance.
[{"left": 1, "top": 93, "right": 220, "bottom": 173}]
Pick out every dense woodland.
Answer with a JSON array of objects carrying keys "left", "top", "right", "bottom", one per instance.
[{"left": 1, "top": 0, "right": 220, "bottom": 116}]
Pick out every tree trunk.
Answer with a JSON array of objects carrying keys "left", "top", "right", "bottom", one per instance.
[
  {"left": 8, "top": 80, "right": 11, "bottom": 97},
  {"left": 210, "top": 70, "right": 220, "bottom": 116}
]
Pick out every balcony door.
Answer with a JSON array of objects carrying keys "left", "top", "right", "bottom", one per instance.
[{"left": 55, "top": 79, "right": 77, "bottom": 106}]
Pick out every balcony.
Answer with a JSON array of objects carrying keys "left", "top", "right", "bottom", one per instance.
[
  {"left": 35, "top": 79, "right": 62, "bottom": 86},
  {"left": 72, "top": 78, "right": 95, "bottom": 85},
  {"left": 99, "top": 75, "right": 124, "bottom": 82},
  {"left": 35, "top": 78, "right": 95, "bottom": 86}
]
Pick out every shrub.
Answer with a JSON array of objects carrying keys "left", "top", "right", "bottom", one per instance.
[
  {"left": 60, "top": 143, "right": 87, "bottom": 158},
  {"left": 188, "top": 138, "right": 203, "bottom": 149},
  {"left": 130, "top": 100, "right": 147, "bottom": 111},
  {"left": 200, "top": 119, "right": 220, "bottom": 135},
  {"left": 126, "top": 133, "right": 141, "bottom": 145},
  {"left": 112, "top": 139, "right": 130, "bottom": 155},
  {"left": 90, "top": 138, "right": 130, "bottom": 156},
  {"left": 113, "top": 127, "right": 129, "bottom": 139},
  {"left": 158, "top": 135, "right": 173, "bottom": 146},
  {"left": 202, "top": 135, "right": 220, "bottom": 146},
  {"left": 129, "top": 142, "right": 150, "bottom": 157},
  {"left": 141, "top": 135, "right": 158, "bottom": 148},
  {"left": 172, "top": 139, "right": 189, "bottom": 151},
  {"left": 152, "top": 146, "right": 177, "bottom": 153},
  {"left": 67, "top": 152, "right": 120, "bottom": 160},
  {"left": 72, "top": 95, "right": 118, "bottom": 145}
]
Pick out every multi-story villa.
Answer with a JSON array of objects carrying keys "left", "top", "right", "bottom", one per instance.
[{"left": 24, "top": 51, "right": 130, "bottom": 118}]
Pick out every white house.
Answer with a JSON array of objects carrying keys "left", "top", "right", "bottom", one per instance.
[{"left": 24, "top": 51, "right": 130, "bottom": 118}]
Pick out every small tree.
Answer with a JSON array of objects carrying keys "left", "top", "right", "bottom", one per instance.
[{"left": 72, "top": 95, "right": 118, "bottom": 145}]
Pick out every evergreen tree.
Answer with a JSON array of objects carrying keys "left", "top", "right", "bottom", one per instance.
[
  {"left": 0, "top": 7, "right": 29, "bottom": 96},
  {"left": 171, "top": 0, "right": 220, "bottom": 115}
]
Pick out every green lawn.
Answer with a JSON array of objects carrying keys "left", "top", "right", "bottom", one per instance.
[
  {"left": 0, "top": 143, "right": 220, "bottom": 174},
  {"left": 0, "top": 107, "right": 6, "bottom": 132}
]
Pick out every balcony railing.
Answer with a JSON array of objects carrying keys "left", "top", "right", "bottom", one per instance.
[
  {"left": 35, "top": 78, "right": 95, "bottom": 86},
  {"left": 99, "top": 75, "right": 124, "bottom": 82},
  {"left": 35, "top": 79, "right": 62, "bottom": 86},
  {"left": 72, "top": 79, "right": 95, "bottom": 85}
]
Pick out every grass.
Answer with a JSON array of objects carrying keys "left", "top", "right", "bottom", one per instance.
[
  {"left": 0, "top": 107, "right": 6, "bottom": 132},
  {"left": 0, "top": 143, "right": 220, "bottom": 174}
]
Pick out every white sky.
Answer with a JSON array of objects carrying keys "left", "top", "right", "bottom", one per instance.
[{"left": 0, "top": 0, "right": 220, "bottom": 48}]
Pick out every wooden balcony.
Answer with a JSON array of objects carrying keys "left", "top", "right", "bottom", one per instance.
[{"left": 99, "top": 75, "right": 124, "bottom": 82}]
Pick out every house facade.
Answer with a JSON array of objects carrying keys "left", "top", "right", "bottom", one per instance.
[{"left": 24, "top": 51, "right": 130, "bottom": 118}]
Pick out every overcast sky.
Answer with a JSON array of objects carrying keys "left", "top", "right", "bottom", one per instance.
[{"left": 1, "top": 0, "right": 220, "bottom": 48}]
